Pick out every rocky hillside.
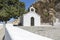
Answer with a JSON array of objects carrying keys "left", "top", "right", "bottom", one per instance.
[{"left": 30, "top": 0, "right": 60, "bottom": 23}]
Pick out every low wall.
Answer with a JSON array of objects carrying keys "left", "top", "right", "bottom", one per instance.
[{"left": 5, "top": 23, "right": 53, "bottom": 40}]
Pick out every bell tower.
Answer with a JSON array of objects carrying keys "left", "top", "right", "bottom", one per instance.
[{"left": 30, "top": 6, "right": 35, "bottom": 12}]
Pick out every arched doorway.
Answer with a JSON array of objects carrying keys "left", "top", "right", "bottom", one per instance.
[{"left": 31, "top": 17, "right": 34, "bottom": 26}]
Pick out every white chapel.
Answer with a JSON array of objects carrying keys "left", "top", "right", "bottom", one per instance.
[{"left": 23, "top": 6, "right": 41, "bottom": 26}]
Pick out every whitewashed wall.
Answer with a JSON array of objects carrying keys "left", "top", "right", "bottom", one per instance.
[
  {"left": 23, "top": 12, "right": 41, "bottom": 26},
  {"left": 5, "top": 24, "right": 53, "bottom": 40}
]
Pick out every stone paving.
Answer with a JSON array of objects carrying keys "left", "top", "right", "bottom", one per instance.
[
  {"left": 19, "top": 26, "right": 60, "bottom": 40},
  {"left": 0, "top": 26, "right": 5, "bottom": 40}
]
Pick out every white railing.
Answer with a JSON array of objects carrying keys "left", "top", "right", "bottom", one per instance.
[{"left": 5, "top": 23, "right": 53, "bottom": 40}]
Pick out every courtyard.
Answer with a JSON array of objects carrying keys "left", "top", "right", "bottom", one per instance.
[{"left": 19, "top": 25, "right": 60, "bottom": 40}]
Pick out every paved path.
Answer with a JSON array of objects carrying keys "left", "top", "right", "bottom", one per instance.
[
  {"left": 19, "top": 26, "right": 60, "bottom": 40},
  {"left": 5, "top": 24, "right": 53, "bottom": 40},
  {"left": 0, "top": 24, "right": 5, "bottom": 40}
]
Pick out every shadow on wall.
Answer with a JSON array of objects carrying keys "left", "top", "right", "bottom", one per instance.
[{"left": 5, "top": 29, "right": 12, "bottom": 40}]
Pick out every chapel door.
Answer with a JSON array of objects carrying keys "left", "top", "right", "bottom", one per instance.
[{"left": 31, "top": 17, "right": 34, "bottom": 26}]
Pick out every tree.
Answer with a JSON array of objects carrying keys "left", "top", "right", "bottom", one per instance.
[{"left": 0, "top": 0, "right": 25, "bottom": 22}]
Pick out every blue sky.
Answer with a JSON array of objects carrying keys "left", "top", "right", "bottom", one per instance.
[{"left": 20, "top": 0, "right": 35, "bottom": 10}]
